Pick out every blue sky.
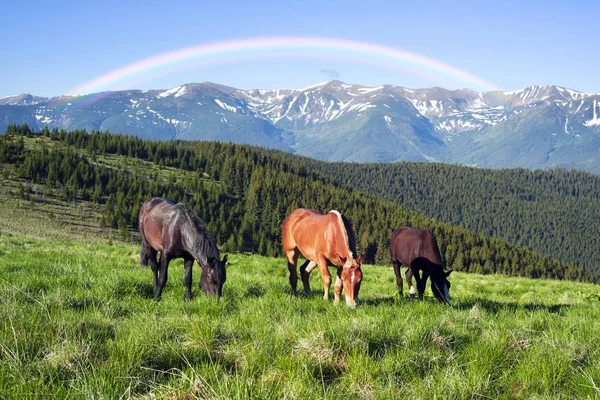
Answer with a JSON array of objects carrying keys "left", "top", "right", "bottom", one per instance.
[{"left": 2, "top": 0, "right": 599, "bottom": 98}]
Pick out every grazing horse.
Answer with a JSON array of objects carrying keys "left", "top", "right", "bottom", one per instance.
[
  {"left": 138, "top": 197, "right": 227, "bottom": 301},
  {"left": 282, "top": 208, "right": 364, "bottom": 307},
  {"left": 389, "top": 227, "right": 452, "bottom": 305}
]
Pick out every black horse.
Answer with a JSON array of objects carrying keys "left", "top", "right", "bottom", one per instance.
[
  {"left": 389, "top": 227, "right": 452, "bottom": 305},
  {"left": 138, "top": 197, "right": 227, "bottom": 300}
]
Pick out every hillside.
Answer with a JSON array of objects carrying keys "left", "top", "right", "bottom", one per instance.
[
  {"left": 1, "top": 128, "right": 598, "bottom": 397},
  {"left": 0, "top": 124, "right": 594, "bottom": 283},
  {"left": 1, "top": 81, "right": 600, "bottom": 173}
]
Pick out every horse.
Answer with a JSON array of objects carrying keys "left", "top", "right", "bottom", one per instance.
[
  {"left": 282, "top": 208, "right": 364, "bottom": 308},
  {"left": 389, "top": 227, "right": 452, "bottom": 305},
  {"left": 138, "top": 197, "right": 227, "bottom": 301}
]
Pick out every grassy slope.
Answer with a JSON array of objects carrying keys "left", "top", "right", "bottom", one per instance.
[
  {"left": 1, "top": 236, "right": 600, "bottom": 398},
  {"left": 0, "top": 139, "right": 205, "bottom": 244},
  {"left": 0, "top": 180, "right": 122, "bottom": 243}
]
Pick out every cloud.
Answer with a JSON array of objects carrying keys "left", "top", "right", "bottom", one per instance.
[{"left": 320, "top": 68, "right": 340, "bottom": 79}]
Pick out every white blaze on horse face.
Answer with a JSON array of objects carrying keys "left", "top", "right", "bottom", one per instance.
[
  {"left": 342, "top": 270, "right": 355, "bottom": 308},
  {"left": 345, "top": 292, "right": 356, "bottom": 308}
]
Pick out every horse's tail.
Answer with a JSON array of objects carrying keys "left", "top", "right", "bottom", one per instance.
[{"left": 140, "top": 246, "right": 149, "bottom": 267}]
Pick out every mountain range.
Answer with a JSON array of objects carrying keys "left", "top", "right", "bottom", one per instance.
[{"left": 2, "top": 80, "right": 599, "bottom": 173}]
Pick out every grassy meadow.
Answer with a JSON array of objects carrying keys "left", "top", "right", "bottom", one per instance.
[
  {"left": 1, "top": 163, "right": 600, "bottom": 399},
  {"left": 1, "top": 233, "right": 600, "bottom": 399}
]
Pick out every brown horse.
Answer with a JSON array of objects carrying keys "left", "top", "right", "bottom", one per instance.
[
  {"left": 282, "top": 208, "right": 364, "bottom": 307},
  {"left": 138, "top": 197, "right": 227, "bottom": 301},
  {"left": 389, "top": 227, "right": 452, "bottom": 305}
]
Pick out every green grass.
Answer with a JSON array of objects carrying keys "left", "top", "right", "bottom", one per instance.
[
  {"left": 1, "top": 235, "right": 600, "bottom": 399},
  {"left": 0, "top": 178, "right": 126, "bottom": 244}
]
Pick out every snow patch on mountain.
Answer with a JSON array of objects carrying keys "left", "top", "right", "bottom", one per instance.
[
  {"left": 35, "top": 115, "right": 53, "bottom": 124},
  {"left": 157, "top": 86, "right": 187, "bottom": 99},
  {"left": 299, "top": 81, "right": 330, "bottom": 92},
  {"left": 214, "top": 99, "right": 237, "bottom": 113},
  {"left": 466, "top": 98, "right": 487, "bottom": 110},
  {"left": 437, "top": 118, "right": 481, "bottom": 133},
  {"left": 358, "top": 86, "right": 384, "bottom": 94},
  {"left": 584, "top": 99, "right": 600, "bottom": 127},
  {"left": 348, "top": 103, "right": 376, "bottom": 113}
]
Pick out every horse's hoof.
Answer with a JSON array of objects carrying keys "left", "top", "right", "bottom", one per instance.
[{"left": 410, "top": 293, "right": 416, "bottom": 300}]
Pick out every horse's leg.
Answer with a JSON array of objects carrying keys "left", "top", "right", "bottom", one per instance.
[
  {"left": 300, "top": 260, "right": 318, "bottom": 296},
  {"left": 405, "top": 267, "right": 416, "bottom": 300},
  {"left": 417, "top": 268, "right": 429, "bottom": 300},
  {"left": 183, "top": 257, "right": 194, "bottom": 301},
  {"left": 145, "top": 248, "right": 159, "bottom": 297},
  {"left": 316, "top": 255, "right": 332, "bottom": 301},
  {"left": 299, "top": 260, "right": 311, "bottom": 295},
  {"left": 334, "top": 268, "right": 343, "bottom": 303},
  {"left": 285, "top": 249, "right": 300, "bottom": 296},
  {"left": 154, "top": 252, "right": 162, "bottom": 300},
  {"left": 156, "top": 253, "right": 171, "bottom": 301},
  {"left": 392, "top": 260, "right": 403, "bottom": 298}
]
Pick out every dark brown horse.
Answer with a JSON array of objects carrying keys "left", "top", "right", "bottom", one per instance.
[
  {"left": 138, "top": 197, "right": 227, "bottom": 301},
  {"left": 390, "top": 227, "right": 452, "bottom": 305},
  {"left": 282, "top": 208, "right": 364, "bottom": 307}
]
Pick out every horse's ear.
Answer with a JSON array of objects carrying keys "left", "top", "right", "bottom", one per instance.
[
  {"left": 222, "top": 254, "right": 228, "bottom": 264},
  {"left": 445, "top": 269, "right": 453, "bottom": 277},
  {"left": 356, "top": 254, "right": 364, "bottom": 265}
]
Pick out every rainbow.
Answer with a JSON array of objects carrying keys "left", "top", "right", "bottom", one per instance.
[{"left": 69, "top": 36, "right": 502, "bottom": 96}]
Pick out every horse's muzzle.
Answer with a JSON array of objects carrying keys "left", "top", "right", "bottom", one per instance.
[{"left": 345, "top": 295, "right": 359, "bottom": 308}]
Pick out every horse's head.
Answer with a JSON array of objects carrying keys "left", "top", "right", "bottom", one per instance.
[
  {"left": 431, "top": 269, "right": 452, "bottom": 305},
  {"left": 340, "top": 254, "right": 364, "bottom": 308},
  {"left": 201, "top": 254, "right": 227, "bottom": 297}
]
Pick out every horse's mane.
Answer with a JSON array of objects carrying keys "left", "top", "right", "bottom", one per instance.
[
  {"left": 329, "top": 210, "right": 357, "bottom": 258},
  {"left": 341, "top": 214, "right": 357, "bottom": 256},
  {"left": 174, "top": 203, "right": 220, "bottom": 262}
]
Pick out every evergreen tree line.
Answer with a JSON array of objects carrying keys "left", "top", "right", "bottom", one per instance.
[{"left": 1, "top": 124, "right": 596, "bottom": 283}]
